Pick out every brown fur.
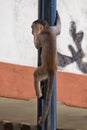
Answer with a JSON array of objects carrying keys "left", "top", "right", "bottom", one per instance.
[{"left": 31, "top": 11, "right": 61, "bottom": 126}]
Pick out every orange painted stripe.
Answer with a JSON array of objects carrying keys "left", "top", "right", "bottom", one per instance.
[
  {"left": 0, "top": 62, "right": 36, "bottom": 100},
  {"left": 57, "top": 72, "right": 87, "bottom": 108},
  {"left": 0, "top": 62, "right": 87, "bottom": 108}
]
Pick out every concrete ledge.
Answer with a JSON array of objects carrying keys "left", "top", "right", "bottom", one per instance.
[{"left": 0, "top": 98, "right": 87, "bottom": 129}]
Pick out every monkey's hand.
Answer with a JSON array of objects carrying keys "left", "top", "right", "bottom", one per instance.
[
  {"left": 50, "top": 10, "right": 61, "bottom": 35},
  {"left": 56, "top": 10, "right": 59, "bottom": 18},
  {"left": 34, "top": 35, "right": 41, "bottom": 49},
  {"left": 55, "top": 10, "right": 61, "bottom": 35}
]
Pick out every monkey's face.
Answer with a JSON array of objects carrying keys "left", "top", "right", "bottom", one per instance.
[{"left": 31, "top": 23, "right": 44, "bottom": 35}]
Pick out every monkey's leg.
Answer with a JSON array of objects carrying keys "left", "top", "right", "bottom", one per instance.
[
  {"left": 38, "top": 71, "right": 54, "bottom": 126},
  {"left": 34, "top": 67, "right": 47, "bottom": 98}
]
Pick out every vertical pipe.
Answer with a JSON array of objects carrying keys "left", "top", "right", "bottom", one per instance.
[
  {"left": 38, "top": 0, "right": 57, "bottom": 130},
  {"left": 38, "top": 2, "right": 45, "bottom": 130}
]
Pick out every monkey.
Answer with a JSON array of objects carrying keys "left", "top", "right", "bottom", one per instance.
[{"left": 31, "top": 11, "right": 61, "bottom": 126}]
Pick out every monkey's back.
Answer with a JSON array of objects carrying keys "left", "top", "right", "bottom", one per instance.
[{"left": 40, "top": 29, "right": 57, "bottom": 72}]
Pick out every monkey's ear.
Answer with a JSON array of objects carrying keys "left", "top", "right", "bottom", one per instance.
[
  {"left": 39, "top": 24, "right": 44, "bottom": 31},
  {"left": 44, "top": 21, "right": 49, "bottom": 28}
]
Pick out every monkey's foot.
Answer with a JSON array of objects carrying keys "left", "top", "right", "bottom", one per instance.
[
  {"left": 37, "top": 93, "right": 42, "bottom": 98},
  {"left": 38, "top": 117, "right": 45, "bottom": 126}
]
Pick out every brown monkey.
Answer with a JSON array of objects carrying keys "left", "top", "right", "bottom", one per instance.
[{"left": 31, "top": 11, "right": 61, "bottom": 126}]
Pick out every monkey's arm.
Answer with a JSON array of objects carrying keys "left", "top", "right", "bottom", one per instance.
[
  {"left": 50, "top": 11, "right": 61, "bottom": 35},
  {"left": 34, "top": 35, "right": 41, "bottom": 49}
]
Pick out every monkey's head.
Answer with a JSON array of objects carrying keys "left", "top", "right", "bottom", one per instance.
[{"left": 31, "top": 19, "right": 49, "bottom": 35}]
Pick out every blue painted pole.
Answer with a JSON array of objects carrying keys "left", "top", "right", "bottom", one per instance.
[{"left": 38, "top": 0, "right": 57, "bottom": 130}]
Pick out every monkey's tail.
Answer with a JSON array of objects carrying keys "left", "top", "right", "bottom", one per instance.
[{"left": 38, "top": 71, "right": 54, "bottom": 126}]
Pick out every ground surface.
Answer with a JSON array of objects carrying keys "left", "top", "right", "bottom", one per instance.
[{"left": 0, "top": 98, "right": 87, "bottom": 130}]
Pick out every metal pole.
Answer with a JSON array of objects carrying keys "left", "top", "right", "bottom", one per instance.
[{"left": 38, "top": 0, "right": 57, "bottom": 130}]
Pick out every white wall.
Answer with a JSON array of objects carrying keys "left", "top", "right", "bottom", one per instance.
[
  {"left": 0, "top": 0, "right": 16, "bottom": 63},
  {"left": 58, "top": 0, "right": 87, "bottom": 74},
  {"left": 0, "top": 0, "right": 87, "bottom": 74},
  {"left": 0, "top": 0, "right": 38, "bottom": 67}
]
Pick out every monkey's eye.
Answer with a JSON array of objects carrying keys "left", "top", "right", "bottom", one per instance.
[
  {"left": 31, "top": 24, "right": 34, "bottom": 28},
  {"left": 31, "top": 25, "right": 36, "bottom": 30}
]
